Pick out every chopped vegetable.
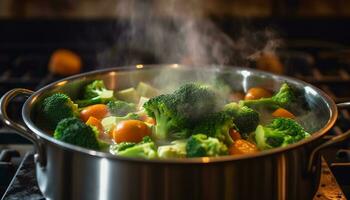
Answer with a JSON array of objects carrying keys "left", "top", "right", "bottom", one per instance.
[
  {"left": 136, "top": 82, "right": 159, "bottom": 98},
  {"left": 244, "top": 87, "right": 272, "bottom": 100},
  {"left": 143, "top": 83, "right": 223, "bottom": 141},
  {"left": 139, "top": 113, "right": 156, "bottom": 124},
  {"left": 41, "top": 79, "right": 312, "bottom": 160},
  {"left": 137, "top": 96, "right": 150, "bottom": 110},
  {"left": 158, "top": 140, "right": 187, "bottom": 158},
  {"left": 86, "top": 116, "right": 104, "bottom": 135},
  {"left": 143, "top": 94, "right": 189, "bottom": 141},
  {"left": 144, "top": 117, "right": 156, "bottom": 125},
  {"left": 40, "top": 93, "right": 79, "bottom": 129},
  {"left": 111, "top": 136, "right": 157, "bottom": 159},
  {"left": 76, "top": 80, "right": 115, "bottom": 107},
  {"left": 107, "top": 100, "right": 136, "bottom": 116},
  {"left": 113, "top": 142, "right": 136, "bottom": 152},
  {"left": 186, "top": 134, "right": 228, "bottom": 157},
  {"left": 117, "top": 88, "right": 140, "bottom": 104},
  {"left": 54, "top": 117, "right": 100, "bottom": 150},
  {"left": 272, "top": 108, "right": 295, "bottom": 119},
  {"left": 229, "top": 129, "right": 241, "bottom": 140},
  {"left": 112, "top": 120, "right": 151, "bottom": 143},
  {"left": 191, "top": 111, "right": 234, "bottom": 145},
  {"left": 240, "top": 83, "right": 295, "bottom": 110},
  {"left": 255, "top": 118, "right": 310, "bottom": 150},
  {"left": 224, "top": 102, "right": 260, "bottom": 134},
  {"left": 229, "top": 139, "right": 258, "bottom": 155},
  {"left": 101, "top": 113, "right": 140, "bottom": 133},
  {"left": 80, "top": 104, "right": 109, "bottom": 122}
]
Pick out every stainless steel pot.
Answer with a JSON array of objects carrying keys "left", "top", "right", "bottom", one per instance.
[{"left": 1, "top": 64, "right": 350, "bottom": 200}]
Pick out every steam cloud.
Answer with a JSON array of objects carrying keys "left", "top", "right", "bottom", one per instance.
[
  {"left": 96, "top": 1, "right": 327, "bottom": 134},
  {"left": 98, "top": 0, "right": 282, "bottom": 67}
]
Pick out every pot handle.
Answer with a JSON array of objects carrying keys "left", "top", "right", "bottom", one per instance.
[
  {"left": 307, "top": 102, "right": 350, "bottom": 174},
  {"left": 336, "top": 102, "right": 350, "bottom": 109},
  {"left": 0, "top": 88, "right": 46, "bottom": 167}
]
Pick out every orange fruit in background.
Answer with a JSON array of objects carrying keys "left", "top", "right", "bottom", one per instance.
[{"left": 49, "top": 49, "right": 82, "bottom": 76}]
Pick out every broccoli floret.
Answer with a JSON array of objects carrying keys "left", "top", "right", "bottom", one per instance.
[
  {"left": 172, "top": 83, "right": 224, "bottom": 121},
  {"left": 223, "top": 102, "right": 259, "bottom": 134},
  {"left": 107, "top": 100, "right": 136, "bottom": 116},
  {"left": 186, "top": 134, "right": 228, "bottom": 157},
  {"left": 143, "top": 83, "right": 223, "bottom": 141},
  {"left": 191, "top": 111, "right": 234, "bottom": 145},
  {"left": 117, "top": 112, "right": 139, "bottom": 121},
  {"left": 240, "top": 83, "right": 295, "bottom": 110},
  {"left": 255, "top": 118, "right": 310, "bottom": 150},
  {"left": 143, "top": 94, "right": 189, "bottom": 141},
  {"left": 83, "top": 80, "right": 112, "bottom": 99},
  {"left": 88, "top": 125, "right": 111, "bottom": 150},
  {"left": 157, "top": 140, "right": 187, "bottom": 158},
  {"left": 76, "top": 80, "right": 115, "bottom": 107},
  {"left": 54, "top": 117, "right": 100, "bottom": 150},
  {"left": 115, "top": 142, "right": 136, "bottom": 151},
  {"left": 112, "top": 136, "right": 157, "bottom": 159},
  {"left": 40, "top": 93, "right": 79, "bottom": 129}
]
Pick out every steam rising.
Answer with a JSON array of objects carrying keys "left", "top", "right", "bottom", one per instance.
[
  {"left": 96, "top": 0, "right": 282, "bottom": 107},
  {"left": 96, "top": 0, "right": 285, "bottom": 124},
  {"left": 98, "top": 0, "right": 282, "bottom": 67},
  {"left": 96, "top": 1, "right": 330, "bottom": 135}
]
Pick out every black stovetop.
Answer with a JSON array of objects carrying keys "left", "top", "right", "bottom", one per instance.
[{"left": 2, "top": 153, "right": 43, "bottom": 200}]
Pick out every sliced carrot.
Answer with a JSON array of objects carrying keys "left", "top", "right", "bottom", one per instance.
[
  {"left": 272, "top": 108, "right": 295, "bottom": 119},
  {"left": 244, "top": 87, "right": 272, "bottom": 100},
  {"left": 229, "top": 129, "right": 241, "bottom": 140},
  {"left": 229, "top": 139, "right": 258, "bottom": 155},
  {"left": 80, "top": 104, "right": 109, "bottom": 122},
  {"left": 139, "top": 114, "right": 156, "bottom": 125},
  {"left": 86, "top": 116, "right": 104, "bottom": 134},
  {"left": 107, "top": 125, "right": 116, "bottom": 138},
  {"left": 144, "top": 117, "right": 156, "bottom": 125},
  {"left": 112, "top": 120, "right": 151, "bottom": 143}
]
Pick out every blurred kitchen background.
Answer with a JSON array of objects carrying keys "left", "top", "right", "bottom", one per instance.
[{"left": 1, "top": 0, "right": 350, "bottom": 18}]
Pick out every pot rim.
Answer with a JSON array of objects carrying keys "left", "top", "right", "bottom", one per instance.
[{"left": 22, "top": 64, "right": 338, "bottom": 164}]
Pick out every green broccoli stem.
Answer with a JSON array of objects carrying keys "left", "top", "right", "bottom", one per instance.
[
  {"left": 222, "top": 129, "right": 234, "bottom": 145},
  {"left": 255, "top": 118, "right": 310, "bottom": 150},
  {"left": 117, "top": 146, "right": 146, "bottom": 157},
  {"left": 115, "top": 137, "right": 158, "bottom": 159},
  {"left": 240, "top": 98, "right": 279, "bottom": 110},
  {"left": 76, "top": 96, "right": 109, "bottom": 107},
  {"left": 153, "top": 111, "right": 170, "bottom": 141},
  {"left": 117, "top": 145, "right": 157, "bottom": 159}
]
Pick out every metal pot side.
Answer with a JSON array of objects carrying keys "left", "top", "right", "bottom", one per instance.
[{"left": 36, "top": 139, "right": 320, "bottom": 200}]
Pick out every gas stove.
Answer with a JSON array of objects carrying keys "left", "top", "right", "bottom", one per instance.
[{"left": 1, "top": 18, "right": 350, "bottom": 200}]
